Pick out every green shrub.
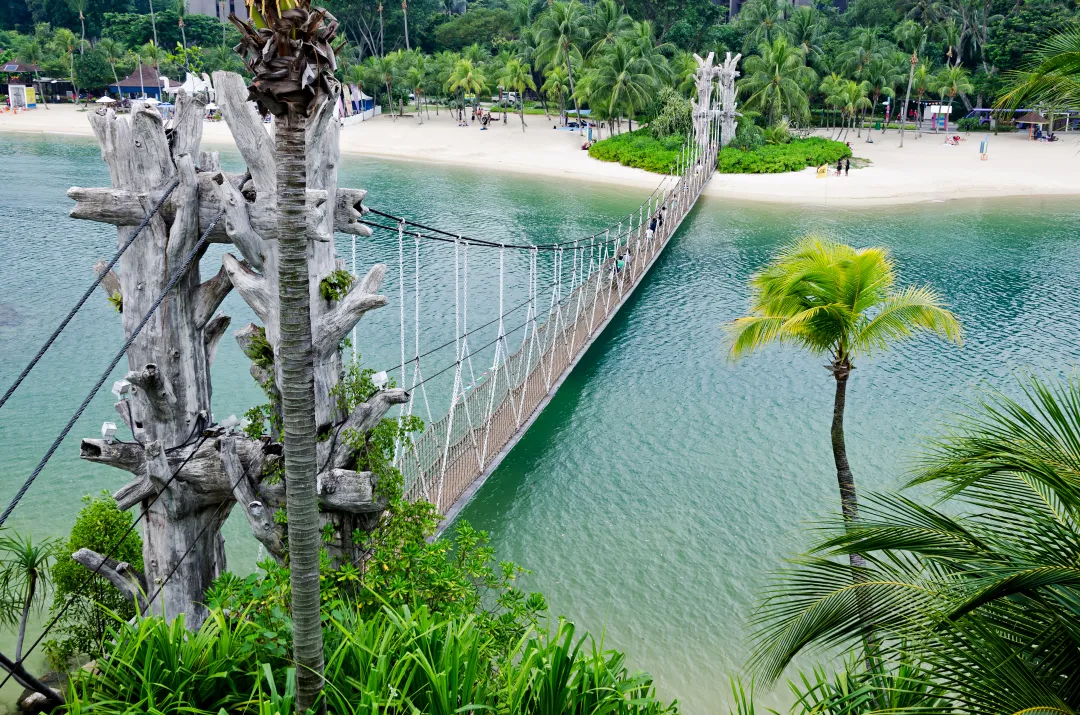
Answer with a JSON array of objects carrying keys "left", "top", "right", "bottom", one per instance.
[
  {"left": 647, "top": 86, "right": 693, "bottom": 139},
  {"left": 718, "top": 137, "right": 852, "bottom": 174},
  {"left": 955, "top": 116, "right": 983, "bottom": 132},
  {"left": 589, "top": 129, "right": 686, "bottom": 174},
  {"left": 46, "top": 492, "right": 143, "bottom": 666}
]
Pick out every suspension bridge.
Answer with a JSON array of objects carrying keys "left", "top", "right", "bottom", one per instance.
[
  {"left": 0, "top": 51, "right": 735, "bottom": 701},
  {"left": 365, "top": 131, "right": 721, "bottom": 526}
]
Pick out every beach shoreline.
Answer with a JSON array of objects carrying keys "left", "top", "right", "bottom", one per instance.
[{"left": 2, "top": 104, "right": 1075, "bottom": 207}]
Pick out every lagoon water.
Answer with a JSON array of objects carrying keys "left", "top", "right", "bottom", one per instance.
[{"left": 2, "top": 132, "right": 1080, "bottom": 712}]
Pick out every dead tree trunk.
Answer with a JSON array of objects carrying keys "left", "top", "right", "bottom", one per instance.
[{"left": 68, "top": 75, "right": 406, "bottom": 624}]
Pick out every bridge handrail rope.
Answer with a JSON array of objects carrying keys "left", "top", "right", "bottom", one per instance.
[
  {"left": 0, "top": 178, "right": 181, "bottom": 413},
  {"left": 388, "top": 113, "right": 720, "bottom": 517}
]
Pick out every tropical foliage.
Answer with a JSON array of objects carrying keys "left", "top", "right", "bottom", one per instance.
[{"left": 749, "top": 376, "right": 1080, "bottom": 715}]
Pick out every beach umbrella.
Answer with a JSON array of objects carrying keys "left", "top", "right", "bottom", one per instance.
[
  {"left": 206, "top": 102, "right": 218, "bottom": 110},
  {"left": 95, "top": 96, "right": 116, "bottom": 104},
  {"left": 1016, "top": 111, "right": 1048, "bottom": 124},
  {"left": 143, "top": 97, "right": 160, "bottom": 106}
]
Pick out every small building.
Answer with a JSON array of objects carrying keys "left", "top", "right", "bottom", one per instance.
[
  {"left": 924, "top": 103, "right": 953, "bottom": 130},
  {"left": 109, "top": 64, "right": 166, "bottom": 100},
  {"left": 2, "top": 62, "right": 41, "bottom": 107}
]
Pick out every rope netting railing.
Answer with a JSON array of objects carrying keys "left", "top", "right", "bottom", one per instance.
[{"left": 386, "top": 112, "right": 723, "bottom": 518}]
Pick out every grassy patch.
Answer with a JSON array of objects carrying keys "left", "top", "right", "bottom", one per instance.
[
  {"left": 718, "top": 137, "right": 852, "bottom": 174},
  {"left": 588, "top": 129, "right": 685, "bottom": 174}
]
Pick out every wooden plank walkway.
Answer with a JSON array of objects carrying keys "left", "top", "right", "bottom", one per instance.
[{"left": 399, "top": 151, "right": 717, "bottom": 528}]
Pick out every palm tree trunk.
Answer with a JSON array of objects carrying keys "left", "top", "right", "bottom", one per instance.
[
  {"left": 276, "top": 114, "right": 326, "bottom": 715},
  {"left": 520, "top": 98, "right": 525, "bottom": 131},
  {"left": 179, "top": 20, "right": 191, "bottom": 78},
  {"left": 79, "top": 13, "right": 86, "bottom": 54},
  {"left": 149, "top": 0, "right": 160, "bottom": 74},
  {"left": 403, "top": 3, "right": 410, "bottom": 50},
  {"left": 866, "top": 96, "right": 878, "bottom": 142},
  {"left": 945, "top": 95, "right": 954, "bottom": 135},
  {"left": 899, "top": 61, "right": 914, "bottom": 147},
  {"left": 831, "top": 363, "right": 859, "bottom": 525},
  {"left": 565, "top": 54, "right": 583, "bottom": 136}
]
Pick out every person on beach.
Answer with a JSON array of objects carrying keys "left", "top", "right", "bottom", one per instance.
[
  {"left": 836, "top": 159, "right": 843, "bottom": 176},
  {"left": 844, "top": 159, "right": 850, "bottom": 176}
]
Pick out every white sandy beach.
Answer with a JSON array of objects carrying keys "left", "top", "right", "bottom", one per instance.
[{"left": 2, "top": 103, "right": 1077, "bottom": 206}]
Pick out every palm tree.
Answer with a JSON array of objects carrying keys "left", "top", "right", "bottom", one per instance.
[
  {"left": 148, "top": 0, "right": 160, "bottom": 72},
  {"left": 97, "top": 38, "right": 126, "bottom": 91},
  {"left": 819, "top": 71, "right": 844, "bottom": 133},
  {"left": 750, "top": 376, "right": 1080, "bottom": 712},
  {"left": 230, "top": 0, "right": 341, "bottom": 709},
  {"left": 140, "top": 41, "right": 162, "bottom": 98},
  {"left": 893, "top": 19, "right": 928, "bottom": 146},
  {"left": 739, "top": 0, "right": 789, "bottom": 52},
  {"left": 402, "top": 0, "right": 410, "bottom": 51},
  {"left": 497, "top": 57, "right": 537, "bottom": 131},
  {"left": 843, "top": 25, "right": 880, "bottom": 81},
  {"left": 587, "top": 0, "right": 633, "bottom": 60},
  {"left": 204, "top": 44, "right": 242, "bottom": 74},
  {"left": 931, "top": 64, "right": 972, "bottom": 136},
  {"left": 727, "top": 237, "right": 962, "bottom": 563},
  {"left": 836, "top": 79, "right": 872, "bottom": 140},
  {"left": 536, "top": 0, "right": 590, "bottom": 133},
  {"left": 998, "top": 27, "right": 1080, "bottom": 110},
  {"left": 938, "top": 17, "right": 961, "bottom": 67},
  {"left": 15, "top": 37, "right": 50, "bottom": 109},
  {"left": 739, "top": 36, "right": 816, "bottom": 126},
  {"left": 175, "top": 0, "right": 192, "bottom": 78},
  {"left": 406, "top": 65, "right": 424, "bottom": 122},
  {"left": 863, "top": 55, "right": 902, "bottom": 140},
  {"left": 784, "top": 5, "right": 824, "bottom": 70},
  {"left": 594, "top": 40, "right": 653, "bottom": 131},
  {"left": 447, "top": 57, "right": 486, "bottom": 121},
  {"left": 373, "top": 53, "right": 399, "bottom": 118},
  {"left": 542, "top": 64, "right": 571, "bottom": 124},
  {"left": 66, "top": 0, "right": 88, "bottom": 54},
  {"left": 911, "top": 61, "right": 931, "bottom": 136},
  {"left": 49, "top": 28, "right": 83, "bottom": 104}
]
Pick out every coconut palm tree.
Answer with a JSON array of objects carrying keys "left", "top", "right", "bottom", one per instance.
[
  {"left": 542, "top": 64, "right": 571, "bottom": 123},
  {"left": 140, "top": 41, "right": 162, "bottom": 98},
  {"left": 497, "top": 57, "right": 537, "bottom": 130},
  {"left": 819, "top": 71, "right": 844, "bottom": 133},
  {"left": 230, "top": 1, "right": 342, "bottom": 710},
  {"left": 373, "top": 52, "right": 399, "bottom": 117},
  {"left": 49, "top": 28, "right": 83, "bottom": 103},
  {"left": 835, "top": 79, "right": 872, "bottom": 140},
  {"left": 405, "top": 64, "right": 425, "bottom": 122},
  {"left": 15, "top": 36, "right": 50, "bottom": 109},
  {"left": 739, "top": 35, "right": 816, "bottom": 126},
  {"left": 204, "top": 44, "right": 243, "bottom": 74},
  {"left": 402, "top": 0, "right": 410, "bottom": 51},
  {"left": 863, "top": 55, "right": 902, "bottom": 140},
  {"left": 96, "top": 38, "right": 126, "bottom": 91},
  {"left": 148, "top": 0, "right": 160, "bottom": 72},
  {"left": 586, "top": 0, "right": 633, "bottom": 60},
  {"left": 175, "top": 0, "right": 191, "bottom": 78},
  {"left": 727, "top": 237, "right": 962, "bottom": 564},
  {"left": 447, "top": 57, "right": 486, "bottom": 120},
  {"left": 751, "top": 376, "right": 1080, "bottom": 713},
  {"left": 66, "top": 0, "right": 88, "bottom": 54},
  {"left": 911, "top": 61, "right": 931, "bottom": 136},
  {"left": 740, "top": 0, "right": 789, "bottom": 52},
  {"left": 998, "top": 27, "right": 1080, "bottom": 110},
  {"left": 785, "top": 5, "right": 824, "bottom": 70},
  {"left": 893, "top": 19, "right": 928, "bottom": 146},
  {"left": 536, "top": 0, "right": 590, "bottom": 133},
  {"left": 931, "top": 64, "right": 972, "bottom": 136},
  {"left": 594, "top": 40, "right": 653, "bottom": 131}
]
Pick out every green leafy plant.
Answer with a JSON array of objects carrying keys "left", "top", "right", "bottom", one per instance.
[
  {"left": 46, "top": 492, "right": 143, "bottom": 666},
  {"left": 647, "top": 86, "right": 692, "bottom": 139},
  {"left": 107, "top": 291, "right": 122, "bottom": 313},
  {"left": 319, "top": 269, "right": 355, "bottom": 302}
]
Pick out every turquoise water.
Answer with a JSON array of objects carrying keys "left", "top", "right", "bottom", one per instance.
[{"left": 2, "top": 133, "right": 1080, "bottom": 711}]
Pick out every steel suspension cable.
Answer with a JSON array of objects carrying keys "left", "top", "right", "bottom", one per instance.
[
  {"left": 0, "top": 174, "right": 245, "bottom": 528},
  {"left": 0, "top": 178, "right": 181, "bottom": 412}
]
